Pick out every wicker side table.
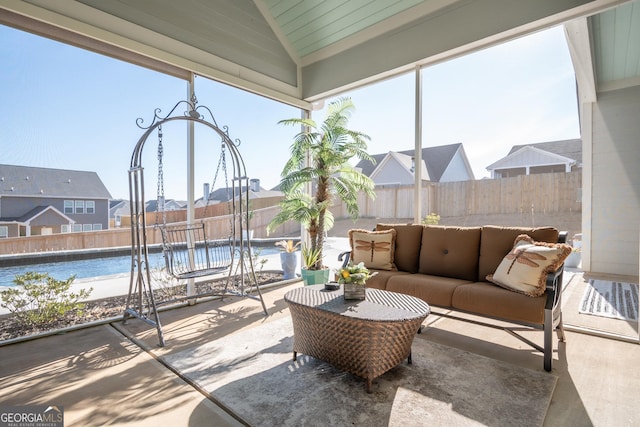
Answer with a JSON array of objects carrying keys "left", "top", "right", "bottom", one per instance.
[{"left": 284, "top": 285, "right": 430, "bottom": 393}]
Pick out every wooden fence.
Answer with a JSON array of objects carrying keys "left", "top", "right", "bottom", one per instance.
[
  {"left": 114, "top": 196, "right": 283, "bottom": 227},
  {"left": 0, "top": 172, "right": 580, "bottom": 254},
  {"left": 0, "top": 205, "right": 298, "bottom": 255},
  {"left": 332, "top": 171, "right": 581, "bottom": 219}
]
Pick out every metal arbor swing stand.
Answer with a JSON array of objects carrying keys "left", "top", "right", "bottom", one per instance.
[{"left": 123, "top": 97, "right": 268, "bottom": 347}]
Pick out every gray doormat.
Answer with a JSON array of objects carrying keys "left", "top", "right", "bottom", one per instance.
[
  {"left": 162, "top": 317, "right": 556, "bottom": 427},
  {"left": 579, "top": 280, "right": 639, "bottom": 321}
]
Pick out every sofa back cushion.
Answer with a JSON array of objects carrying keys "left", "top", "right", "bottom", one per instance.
[
  {"left": 478, "top": 226, "right": 559, "bottom": 280},
  {"left": 418, "top": 225, "right": 481, "bottom": 281},
  {"left": 376, "top": 224, "right": 424, "bottom": 273}
]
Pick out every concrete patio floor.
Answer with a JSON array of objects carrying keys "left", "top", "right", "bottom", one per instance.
[{"left": 1, "top": 277, "right": 639, "bottom": 426}]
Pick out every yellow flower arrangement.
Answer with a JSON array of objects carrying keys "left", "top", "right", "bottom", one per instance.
[{"left": 338, "top": 262, "right": 375, "bottom": 286}]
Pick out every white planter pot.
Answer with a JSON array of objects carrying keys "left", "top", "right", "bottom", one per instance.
[
  {"left": 280, "top": 252, "right": 298, "bottom": 280},
  {"left": 565, "top": 251, "right": 581, "bottom": 268}
]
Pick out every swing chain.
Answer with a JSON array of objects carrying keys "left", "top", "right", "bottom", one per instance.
[
  {"left": 156, "top": 124, "right": 166, "bottom": 227},
  {"left": 222, "top": 143, "right": 230, "bottom": 206},
  {"left": 221, "top": 143, "right": 233, "bottom": 226},
  {"left": 202, "top": 141, "right": 226, "bottom": 218}
]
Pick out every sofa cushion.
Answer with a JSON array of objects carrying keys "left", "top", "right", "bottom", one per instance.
[
  {"left": 452, "top": 282, "right": 547, "bottom": 324},
  {"left": 418, "top": 225, "right": 481, "bottom": 281},
  {"left": 365, "top": 269, "right": 410, "bottom": 290},
  {"left": 487, "top": 235, "right": 571, "bottom": 297},
  {"left": 376, "top": 223, "right": 424, "bottom": 273},
  {"left": 478, "top": 226, "right": 559, "bottom": 280},
  {"left": 349, "top": 228, "right": 397, "bottom": 270},
  {"left": 386, "top": 274, "right": 472, "bottom": 307}
]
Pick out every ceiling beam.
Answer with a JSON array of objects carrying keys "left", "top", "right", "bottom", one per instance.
[
  {"left": 253, "top": 0, "right": 301, "bottom": 66},
  {"left": 565, "top": 17, "right": 598, "bottom": 103}
]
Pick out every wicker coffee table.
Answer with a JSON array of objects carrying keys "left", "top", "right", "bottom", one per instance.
[{"left": 284, "top": 285, "right": 430, "bottom": 393}]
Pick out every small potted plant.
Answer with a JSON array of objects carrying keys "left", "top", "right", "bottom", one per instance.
[
  {"left": 275, "top": 239, "right": 300, "bottom": 280},
  {"left": 300, "top": 245, "right": 323, "bottom": 285},
  {"left": 338, "top": 261, "right": 375, "bottom": 300}
]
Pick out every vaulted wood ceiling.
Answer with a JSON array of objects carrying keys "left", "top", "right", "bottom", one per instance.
[
  {"left": 591, "top": 0, "right": 640, "bottom": 91},
  {"left": 0, "top": 0, "right": 638, "bottom": 107}
]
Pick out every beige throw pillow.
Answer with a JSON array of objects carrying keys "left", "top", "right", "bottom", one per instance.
[
  {"left": 487, "top": 234, "right": 571, "bottom": 297},
  {"left": 349, "top": 229, "right": 397, "bottom": 271}
]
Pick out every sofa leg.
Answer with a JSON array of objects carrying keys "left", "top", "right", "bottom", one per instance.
[
  {"left": 544, "top": 349, "right": 552, "bottom": 372},
  {"left": 544, "top": 309, "right": 553, "bottom": 372}
]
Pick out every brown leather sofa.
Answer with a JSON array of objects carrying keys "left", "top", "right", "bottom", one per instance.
[{"left": 341, "top": 224, "right": 567, "bottom": 371}]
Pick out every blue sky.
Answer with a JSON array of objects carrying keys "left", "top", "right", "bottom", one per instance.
[{"left": 0, "top": 24, "right": 579, "bottom": 200}]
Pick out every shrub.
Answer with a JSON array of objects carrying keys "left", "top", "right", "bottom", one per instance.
[
  {"left": 422, "top": 212, "right": 441, "bottom": 225},
  {"left": 151, "top": 263, "right": 186, "bottom": 301},
  {"left": 0, "top": 272, "right": 92, "bottom": 328},
  {"left": 236, "top": 247, "right": 268, "bottom": 283}
]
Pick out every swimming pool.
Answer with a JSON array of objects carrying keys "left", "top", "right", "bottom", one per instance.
[{"left": 0, "top": 246, "right": 279, "bottom": 288}]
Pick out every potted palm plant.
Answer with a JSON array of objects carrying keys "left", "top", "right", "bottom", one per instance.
[{"left": 267, "top": 97, "right": 376, "bottom": 285}]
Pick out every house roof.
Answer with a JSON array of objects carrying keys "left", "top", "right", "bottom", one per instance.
[
  {"left": 420, "top": 144, "right": 466, "bottom": 182},
  {"left": 486, "top": 145, "right": 578, "bottom": 171},
  {"left": 0, "top": 164, "right": 112, "bottom": 199},
  {"left": 507, "top": 139, "right": 582, "bottom": 164},
  {"left": 1, "top": 1, "right": 632, "bottom": 105},
  {"left": 19, "top": 205, "right": 74, "bottom": 224},
  {"left": 109, "top": 200, "right": 130, "bottom": 217},
  {"left": 144, "top": 199, "right": 186, "bottom": 212},
  {"left": 357, "top": 143, "right": 465, "bottom": 182},
  {"left": 246, "top": 189, "right": 282, "bottom": 200},
  {"left": 371, "top": 151, "right": 430, "bottom": 182},
  {"left": 0, "top": 205, "right": 74, "bottom": 224},
  {"left": 205, "top": 187, "right": 238, "bottom": 203},
  {"left": 110, "top": 199, "right": 127, "bottom": 209},
  {"left": 202, "top": 185, "right": 281, "bottom": 203}
]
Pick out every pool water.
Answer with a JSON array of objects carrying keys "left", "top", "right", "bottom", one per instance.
[{"left": 0, "top": 246, "right": 278, "bottom": 288}]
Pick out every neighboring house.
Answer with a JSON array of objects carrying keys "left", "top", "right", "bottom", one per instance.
[
  {"left": 144, "top": 198, "right": 186, "bottom": 212},
  {"left": 198, "top": 179, "right": 282, "bottom": 206},
  {"left": 112, "top": 199, "right": 189, "bottom": 226},
  {"left": 197, "top": 187, "right": 232, "bottom": 207},
  {"left": 356, "top": 143, "right": 475, "bottom": 185},
  {"left": 0, "top": 164, "right": 112, "bottom": 238},
  {"left": 486, "top": 139, "right": 582, "bottom": 178},
  {"left": 109, "top": 199, "right": 130, "bottom": 228}
]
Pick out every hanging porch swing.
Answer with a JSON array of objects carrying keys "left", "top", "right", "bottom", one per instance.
[
  {"left": 159, "top": 222, "right": 232, "bottom": 279},
  {"left": 123, "top": 96, "right": 268, "bottom": 346},
  {"left": 155, "top": 123, "right": 234, "bottom": 280}
]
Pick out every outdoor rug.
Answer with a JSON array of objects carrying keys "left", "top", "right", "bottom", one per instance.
[
  {"left": 579, "top": 280, "right": 639, "bottom": 321},
  {"left": 162, "top": 317, "right": 557, "bottom": 427}
]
